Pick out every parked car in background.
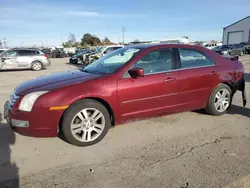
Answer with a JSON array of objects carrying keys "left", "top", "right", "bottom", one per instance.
[
  {"left": 4, "top": 44, "right": 246, "bottom": 146},
  {"left": 0, "top": 49, "right": 8, "bottom": 54},
  {"left": 51, "top": 48, "right": 67, "bottom": 58},
  {"left": 242, "top": 42, "right": 250, "bottom": 54},
  {"left": 86, "top": 45, "right": 124, "bottom": 64},
  {"left": 214, "top": 43, "right": 245, "bottom": 56},
  {"left": 212, "top": 46, "right": 221, "bottom": 51},
  {"left": 69, "top": 50, "right": 92, "bottom": 65},
  {"left": 0, "top": 48, "right": 50, "bottom": 71},
  {"left": 41, "top": 48, "right": 53, "bottom": 58},
  {"left": 204, "top": 43, "right": 217, "bottom": 50}
]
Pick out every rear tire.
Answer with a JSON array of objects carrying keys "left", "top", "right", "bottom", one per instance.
[
  {"left": 61, "top": 99, "right": 111, "bottom": 147},
  {"left": 31, "top": 61, "right": 43, "bottom": 71},
  {"left": 205, "top": 84, "right": 232, "bottom": 116}
]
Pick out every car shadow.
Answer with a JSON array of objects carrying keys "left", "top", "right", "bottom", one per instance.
[
  {"left": 227, "top": 104, "right": 250, "bottom": 117},
  {"left": 0, "top": 69, "right": 30, "bottom": 72},
  {"left": 0, "top": 113, "right": 19, "bottom": 187},
  {"left": 194, "top": 105, "right": 250, "bottom": 118},
  {"left": 0, "top": 68, "right": 48, "bottom": 72},
  {"left": 65, "top": 62, "right": 84, "bottom": 68}
]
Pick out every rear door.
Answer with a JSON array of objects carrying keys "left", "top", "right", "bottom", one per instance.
[
  {"left": 177, "top": 48, "right": 220, "bottom": 110},
  {"left": 118, "top": 48, "right": 180, "bottom": 120},
  {"left": 16, "top": 50, "right": 33, "bottom": 67}
]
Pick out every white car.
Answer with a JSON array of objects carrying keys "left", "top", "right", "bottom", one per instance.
[
  {"left": 87, "top": 45, "right": 124, "bottom": 64},
  {"left": 0, "top": 48, "right": 8, "bottom": 54},
  {"left": 99, "top": 45, "right": 124, "bottom": 56},
  {"left": 204, "top": 43, "right": 217, "bottom": 50}
]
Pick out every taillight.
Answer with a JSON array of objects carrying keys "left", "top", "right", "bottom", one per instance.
[{"left": 44, "top": 54, "right": 49, "bottom": 58}]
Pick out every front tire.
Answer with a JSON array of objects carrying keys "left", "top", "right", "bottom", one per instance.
[
  {"left": 205, "top": 84, "right": 232, "bottom": 116},
  {"left": 61, "top": 99, "right": 111, "bottom": 146}
]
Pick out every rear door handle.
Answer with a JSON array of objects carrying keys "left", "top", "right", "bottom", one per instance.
[
  {"left": 165, "top": 77, "right": 176, "bottom": 83},
  {"left": 210, "top": 71, "right": 217, "bottom": 75}
]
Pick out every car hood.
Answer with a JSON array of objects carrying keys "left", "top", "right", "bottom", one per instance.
[{"left": 15, "top": 69, "right": 101, "bottom": 96}]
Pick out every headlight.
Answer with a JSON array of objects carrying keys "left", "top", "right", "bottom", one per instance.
[
  {"left": 222, "top": 51, "right": 228, "bottom": 55},
  {"left": 19, "top": 91, "right": 48, "bottom": 112}
]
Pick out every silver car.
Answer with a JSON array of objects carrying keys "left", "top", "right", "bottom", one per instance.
[{"left": 0, "top": 48, "right": 51, "bottom": 71}]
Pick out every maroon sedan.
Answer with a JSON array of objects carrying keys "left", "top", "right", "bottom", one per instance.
[{"left": 4, "top": 44, "right": 246, "bottom": 146}]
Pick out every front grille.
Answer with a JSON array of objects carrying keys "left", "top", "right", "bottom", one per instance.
[{"left": 9, "top": 92, "right": 20, "bottom": 108}]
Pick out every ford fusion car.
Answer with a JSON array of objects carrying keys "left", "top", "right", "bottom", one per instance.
[{"left": 4, "top": 44, "right": 246, "bottom": 146}]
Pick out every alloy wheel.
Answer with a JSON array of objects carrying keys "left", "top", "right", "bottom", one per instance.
[
  {"left": 214, "top": 88, "right": 230, "bottom": 112},
  {"left": 33, "top": 62, "right": 42, "bottom": 70},
  {"left": 70, "top": 108, "right": 105, "bottom": 142}
]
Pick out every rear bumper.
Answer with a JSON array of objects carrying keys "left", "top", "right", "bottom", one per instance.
[{"left": 43, "top": 59, "right": 51, "bottom": 67}]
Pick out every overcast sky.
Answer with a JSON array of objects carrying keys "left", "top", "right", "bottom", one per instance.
[{"left": 0, "top": 0, "right": 250, "bottom": 47}]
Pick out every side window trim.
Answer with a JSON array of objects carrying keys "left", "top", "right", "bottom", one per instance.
[
  {"left": 177, "top": 48, "right": 215, "bottom": 70},
  {"left": 122, "top": 47, "right": 177, "bottom": 78}
]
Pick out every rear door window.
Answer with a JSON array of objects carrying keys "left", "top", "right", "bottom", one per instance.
[
  {"left": 18, "top": 50, "right": 33, "bottom": 56},
  {"left": 178, "top": 48, "right": 214, "bottom": 69}
]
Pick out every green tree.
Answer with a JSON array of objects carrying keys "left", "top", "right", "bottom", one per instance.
[
  {"left": 68, "top": 33, "right": 76, "bottom": 46},
  {"left": 81, "top": 33, "right": 101, "bottom": 47},
  {"left": 102, "top": 37, "right": 111, "bottom": 45}
]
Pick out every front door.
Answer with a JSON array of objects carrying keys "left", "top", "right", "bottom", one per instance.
[
  {"left": 231, "top": 45, "right": 238, "bottom": 56},
  {"left": 1, "top": 50, "right": 18, "bottom": 69},
  {"left": 118, "top": 48, "right": 179, "bottom": 121},
  {"left": 177, "top": 48, "right": 220, "bottom": 110}
]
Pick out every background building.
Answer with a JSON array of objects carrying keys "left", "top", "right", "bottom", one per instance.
[{"left": 223, "top": 16, "right": 250, "bottom": 44}]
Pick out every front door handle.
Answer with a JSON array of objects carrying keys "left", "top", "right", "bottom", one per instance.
[{"left": 165, "top": 77, "right": 176, "bottom": 83}]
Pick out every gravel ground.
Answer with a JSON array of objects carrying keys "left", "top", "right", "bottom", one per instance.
[{"left": 1, "top": 56, "right": 250, "bottom": 188}]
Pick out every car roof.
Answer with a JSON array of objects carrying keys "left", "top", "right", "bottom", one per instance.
[
  {"left": 105, "top": 45, "right": 124, "bottom": 47},
  {"left": 124, "top": 43, "right": 205, "bottom": 50},
  {"left": 11, "top": 48, "right": 41, "bottom": 50}
]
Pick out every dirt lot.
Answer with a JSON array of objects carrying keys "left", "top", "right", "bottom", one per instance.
[{"left": 1, "top": 56, "right": 250, "bottom": 188}]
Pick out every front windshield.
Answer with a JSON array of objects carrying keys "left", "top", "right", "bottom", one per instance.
[{"left": 82, "top": 47, "right": 141, "bottom": 74}]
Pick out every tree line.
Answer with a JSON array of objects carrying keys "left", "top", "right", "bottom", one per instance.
[{"left": 62, "top": 33, "right": 115, "bottom": 48}]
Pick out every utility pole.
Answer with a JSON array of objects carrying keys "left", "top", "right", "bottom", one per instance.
[
  {"left": 122, "top": 27, "right": 125, "bottom": 45},
  {"left": 0, "top": 39, "right": 2, "bottom": 48},
  {"left": 2, "top": 38, "right": 7, "bottom": 48}
]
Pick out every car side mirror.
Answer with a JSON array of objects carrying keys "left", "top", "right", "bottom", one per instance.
[{"left": 128, "top": 67, "right": 144, "bottom": 78}]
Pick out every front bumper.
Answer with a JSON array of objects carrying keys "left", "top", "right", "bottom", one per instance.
[
  {"left": 4, "top": 101, "right": 63, "bottom": 137},
  {"left": 69, "top": 58, "right": 77, "bottom": 64}
]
